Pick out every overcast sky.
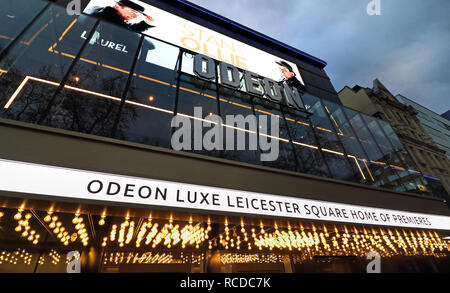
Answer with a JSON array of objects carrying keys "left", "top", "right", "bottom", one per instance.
[{"left": 189, "top": 0, "right": 450, "bottom": 114}]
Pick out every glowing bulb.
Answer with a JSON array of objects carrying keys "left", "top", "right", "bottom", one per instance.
[
  {"left": 14, "top": 213, "right": 22, "bottom": 220},
  {"left": 25, "top": 213, "right": 32, "bottom": 220},
  {"left": 44, "top": 215, "right": 52, "bottom": 222},
  {"left": 98, "top": 219, "right": 105, "bottom": 226}
]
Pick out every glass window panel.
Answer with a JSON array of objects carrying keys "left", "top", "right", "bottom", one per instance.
[
  {"left": 41, "top": 21, "right": 141, "bottom": 137},
  {"left": 302, "top": 94, "right": 356, "bottom": 182},
  {"left": 0, "top": 0, "right": 48, "bottom": 54},
  {"left": 377, "top": 119, "right": 436, "bottom": 196},
  {"left": 361, "top": 114, "right": 423, "bottom": 193},
  {"left": 219, "top": 88, "right": 261, "bottom": 165},
  {"left": 361, "top": 114, "right": 395, "bottom": 158},
  {"left": 0, "top": 7, "right": 97, "bottom": 123},
  {"left": 115, "top": 37, "right": 178, "bottom": 148},
  {"left": 283, "top": 110, "right": 331, "bottom": 177},
  {"left": 362, "top": 115, "right": 420, "bottom": 192},
  {"left": 253, "top": 101, "right": 298, "bottom": 172},
  {"left": 343, "top": 108, "right": 383, "bottom": 161},
  {"left": 322, "top": 100, "right": 373, "bottom": 184},
  {"left": 181, "top": 51, "right": 195, "bottom": 75},
  {"left": 176, "top": 69, "right": 221, "bottom": 159},
  {"left": 343, "top": 107, "right": 405, "bottom": 191}
]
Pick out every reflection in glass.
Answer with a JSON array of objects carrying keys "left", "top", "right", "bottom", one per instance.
[
  {"left": 322, "top": 100, "right": 373, "bottom": 184},
  {"left": 343, "top": 108, "right": 405, "bottom": 191},
  {"left": 0, "top": 0, "right": 47, "bottom": 55},
  {"left": 302, "top": 94, "right": 356, "bottom": 182},
  {"left": 176, "top": 67, "right": 221, "bottom": 158},
  {"left": 43, "top": 21, "right": 140, "bottom": 137},
  {"left": 0, "top": 7, "right": 96, "bottom": 124},
  {"left": 116, "top": 37, "right": 178, "bottom": 148},
  {"left": 378, "top": 119, "right": 442, "bottom": 196},
  {"left": 362, "top": 114, "right": 420, "bottom": 193},
  {"left": 219, "top": 89, "right": 261, "bottom": 165},
  {"left": 253, "top": 101, "right": 298, "bottom": 172},
  {"left": 283, "top": 110, "right": 331, "bottom": 177}
]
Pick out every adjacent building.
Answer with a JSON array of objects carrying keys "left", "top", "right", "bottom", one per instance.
[
  {"left": 396, "top": 95, "right": 450, "bottom": 161},
  {"left": 0, "top": 0, "right": 449, "bottom": 273},
  {"left": 339, "top": 80, "right": 450, "bottom": 202}
]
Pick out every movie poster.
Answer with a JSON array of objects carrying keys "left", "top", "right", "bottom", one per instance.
[{"left": 84, "top": 0, "right": 305, "bottom": 88}]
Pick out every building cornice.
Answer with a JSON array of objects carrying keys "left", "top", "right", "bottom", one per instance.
[{"left": 397, "top": 133, "right": 446, "bottom": 154}]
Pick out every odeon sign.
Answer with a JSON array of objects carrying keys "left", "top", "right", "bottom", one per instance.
[{"left": 192, "top": 53, "right": 306, "bottom": 111}]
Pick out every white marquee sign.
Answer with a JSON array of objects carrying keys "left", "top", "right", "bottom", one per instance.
[{"left": 1, "top": 158, "right": 450, "bottom": 230}]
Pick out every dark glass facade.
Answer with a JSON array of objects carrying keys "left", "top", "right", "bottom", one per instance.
[{"left": 0, "top": 0, "right": 445, "bottom": 199}]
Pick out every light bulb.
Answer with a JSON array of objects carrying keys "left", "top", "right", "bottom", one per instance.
[{"left": 14, "top": 213, "right": 22, "bottom": 220}]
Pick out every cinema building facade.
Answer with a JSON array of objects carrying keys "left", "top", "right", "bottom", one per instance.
[{"left": 0, "top": 0, "right": 449, "bottom": 273}]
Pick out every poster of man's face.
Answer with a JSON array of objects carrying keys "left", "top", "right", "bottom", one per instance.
[{"left": 84, "top": 0, "right": 156, "bottom": 33}]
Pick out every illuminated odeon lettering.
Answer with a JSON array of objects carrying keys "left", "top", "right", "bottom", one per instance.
[{"left": 193, "top": 54, "right": 305, "bottom": 111}]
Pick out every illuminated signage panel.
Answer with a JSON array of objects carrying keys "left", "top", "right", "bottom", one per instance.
[
  {"left": 1, "top": 158, "right": 450, "bottom": 231},
  {"left": 84, "top": 0, "right": 305, "bottom": 87}
]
